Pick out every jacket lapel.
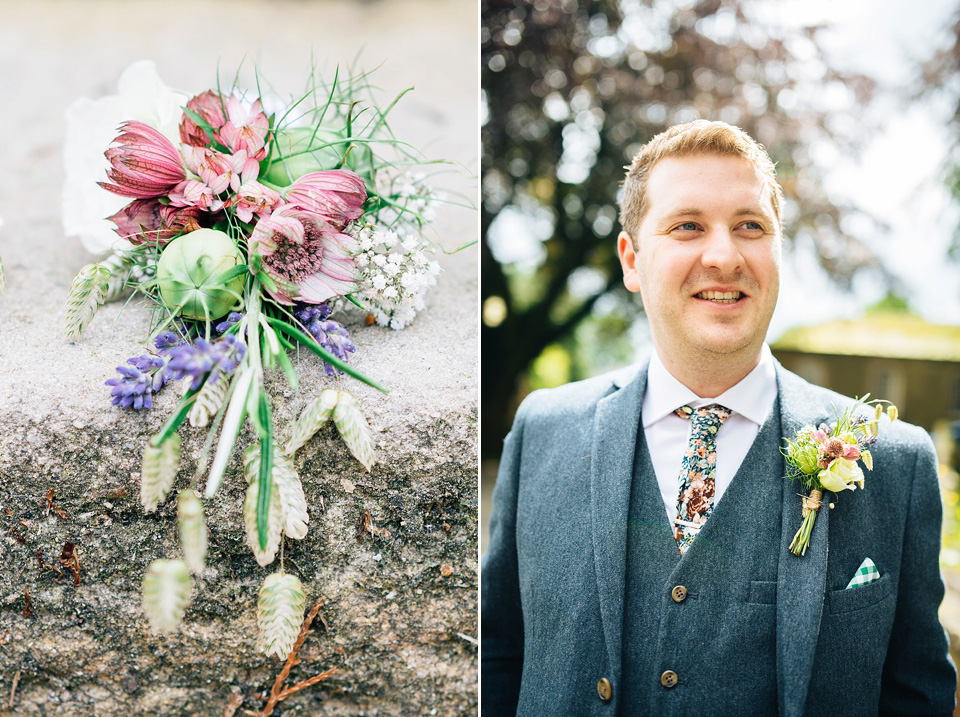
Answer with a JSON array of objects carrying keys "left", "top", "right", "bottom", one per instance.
[
  {"left": 775, "top": 365, "right": 831, "bottom": 717},
  {"left": 590, "top": 361, "right": 647, "bottom": 690}
]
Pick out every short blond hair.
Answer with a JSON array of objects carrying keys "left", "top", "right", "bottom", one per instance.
[{"left": 618, "top": 120, "right": 783, "bottom": 244}]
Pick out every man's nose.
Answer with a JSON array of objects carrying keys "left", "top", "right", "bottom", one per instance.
[{"left": 700, "top": 228, "right": 743, "bottom": 273}]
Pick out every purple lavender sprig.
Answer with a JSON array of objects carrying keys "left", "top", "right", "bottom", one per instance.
[
  {"left": 293, "top": 304, "right": 356, "bottom": 376},
  {"left": 166, "top": 334, "right": 246, "bottom": 389},
  {"left": 104, "top": 332, "right": 185, "bottom": 409},
  {"left": 215, "top": 312, "right": 244, "bottom": 335}
]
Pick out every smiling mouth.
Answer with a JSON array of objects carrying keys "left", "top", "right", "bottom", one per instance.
[{"left": 695, "top": 290, "right": 743, "bottom": 303}]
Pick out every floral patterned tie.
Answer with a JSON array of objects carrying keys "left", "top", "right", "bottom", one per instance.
[{"left": 673, "top": 404, "right": 732, "bottom": 554}]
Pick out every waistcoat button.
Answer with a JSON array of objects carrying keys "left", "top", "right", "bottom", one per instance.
[
  {"left": 671, "top": 585, "right": 688, "bottom": 602},
  {"left": 597, "top": 677, "right": 613, "bottom": 701},
  {"left": 660, "top": 670, "right": 679, "bottom": 688}
]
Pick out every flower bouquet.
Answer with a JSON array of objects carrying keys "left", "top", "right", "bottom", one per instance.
[
  {"left": 62, "top": 62, "right": 447, "bottom": 658},
  {"left": 783, "top": 396, "right": 897, "bottom": 556}
]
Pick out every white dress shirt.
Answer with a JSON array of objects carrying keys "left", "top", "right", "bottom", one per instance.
[{"left": 642, "top": 344, "right": 778, "bottom": 525}]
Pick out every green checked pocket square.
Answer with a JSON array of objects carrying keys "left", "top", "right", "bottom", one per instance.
[{"left": 846, "top": 557, "right": 880, "bottom": 589}]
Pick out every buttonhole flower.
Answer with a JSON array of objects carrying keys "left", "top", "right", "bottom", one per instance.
[
  {"left": 784, "top": 396, "right": 898, "bottom": 556},
  {"left": 818, "top": 458, "right": 865, "bottom": 493}
]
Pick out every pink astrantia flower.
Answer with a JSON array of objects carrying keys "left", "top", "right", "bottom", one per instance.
[
  {"left": 180, "top": 90, "right": 228, "bottom": 148},
  {"left": 219, "top": 97, "right": 270, "bottom": 160},
  {"left": 98, "top": 121, "right": 186, "bottom": 198},
  {"left": 168, "top": 179, "right": 224, "bottom": 212},
  {"left": 285, "top": 170, "right": 367, "bottom": 228},
  {"left": 107, "top": 199, "right": 205, "bottom": 245},
  {"left": 230, "top": 181, "right": 283, "bottom": 223},
  {"left": 181, "top": 146, "right": 259, "bottom": 196},
  {"left": 249, "top": 204, "right": 359, "bottom": 305}
]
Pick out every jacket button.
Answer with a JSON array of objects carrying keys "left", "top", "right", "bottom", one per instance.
[
  {"left": 597, "top": 677, "right": 613, "bottom": 701},
  {"left": 671, "top": 585, "right": 688, "bottom": 603},
  {"left": 660, "top": 670, "right": 679, "bottom": 688}
]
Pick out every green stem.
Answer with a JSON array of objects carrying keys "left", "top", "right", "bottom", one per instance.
[
  {"left": 257, "top": 392, "right": 274, "bottom": 551},
  {"left": 152, "top": 386, "right": 202, "bottom": 447},
  {"left": 266, "top": 317, "right": 388, "bottom": 393},
  {"left": 789, "top": 510, "right": 818, "bottom": 557}
]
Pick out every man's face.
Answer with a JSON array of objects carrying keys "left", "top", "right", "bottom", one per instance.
[{"left": 617, "top": 153, "right": 781, "bottom": 366}]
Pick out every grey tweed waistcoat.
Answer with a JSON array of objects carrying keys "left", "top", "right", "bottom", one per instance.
[{"left": 620, "top": 399, "right": 784, "bottom": 716}]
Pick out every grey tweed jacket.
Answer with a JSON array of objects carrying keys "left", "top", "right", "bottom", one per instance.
[{"left": 481, "top": 359, "right": 956, "bottom": 716}]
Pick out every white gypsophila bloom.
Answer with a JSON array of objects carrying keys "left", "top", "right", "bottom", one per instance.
[
  {"left": 378, "top": 229, "right": 398, "bottom": 248},
  {"left": 63, "top": 61, "right": 192, "bottom": 255},
  {"left": 372, "top": 167, "right": 443, "bottom": 235},
  {"left": 343, "top": 219, "right": 442, "bottom": 330}
]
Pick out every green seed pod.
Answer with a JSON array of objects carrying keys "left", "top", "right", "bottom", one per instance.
[
  {"left": 142, "top": 558, "right": 192, "bottom": 634},
  {"left": 141, "top": 432, "right": 181, "bottom": 513},
  {"left": 177, "top": 489, "right": 207, "bottom": 575},
  {"left": 286, "top": 388, "right": 338, "bottom": 455},
  {"left": 156, "top": 228, "right": 244, "bottom": 320},
  {"left": 333, "top": 391, "right": 376, "bottom": 471},
  {"left": 257, "top": 572, "right": 306, "bottom": 659},
  {"left": 263, "top": 127, "right": 344, "bottom": 187}
]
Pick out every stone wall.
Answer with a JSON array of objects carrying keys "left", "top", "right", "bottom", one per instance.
[{"left": 0, "top": 2, "right": 478, "bottom": 714}]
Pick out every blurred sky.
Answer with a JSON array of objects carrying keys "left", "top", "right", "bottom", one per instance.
[{"left": 762, "top": 0, "right": 960, "bottom": 339}]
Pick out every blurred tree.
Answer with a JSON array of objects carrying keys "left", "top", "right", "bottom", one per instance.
[
  {"left": 481, "top": 0, "right": 882, "bottom": 456},
  {"left": 918, "top": 7, "right": 960, "bottom": 259}
]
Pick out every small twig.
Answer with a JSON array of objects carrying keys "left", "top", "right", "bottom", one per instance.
[
  {"left": 8, "top": 668, "right": 20, "bottom": 709},
  {"left": 275, "top": 667, "right": 337, "bottom": 701},
  {"left": 457, "top": 632, "right": 478, "bottom": 646},
  {"left": 259, "top": 598, "right": 335, "bottom": 717}
]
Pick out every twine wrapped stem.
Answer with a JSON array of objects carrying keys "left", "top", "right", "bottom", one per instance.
[
  {"left": 801, "top": 489, "right": 823, "bottom": 517},
  {"left": 790, "top": 489, "right": 825, "bottom": 557}
]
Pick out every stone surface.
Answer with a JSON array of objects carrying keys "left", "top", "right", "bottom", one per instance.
[{"left": 0, "top": 2, "right": 478, "bottom": 714}]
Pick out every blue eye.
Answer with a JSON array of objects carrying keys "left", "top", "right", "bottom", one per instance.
[
  {"left": 676, "top": 222, "right": 698, "bottom": 231},
  {"left": 742, "top": 221, "right": 762, "bottom": 230}
]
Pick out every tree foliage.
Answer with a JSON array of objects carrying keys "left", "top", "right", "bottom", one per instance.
[
  {"left": 918, "top": 6, "right": 960, "bottom": 259},
  {"left": 481, "top": 0, "right": 881, "bottom": 455}
]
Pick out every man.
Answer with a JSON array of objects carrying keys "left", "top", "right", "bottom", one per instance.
[{"left": 481, "top": 120, "right": 956, "bottom": 716}]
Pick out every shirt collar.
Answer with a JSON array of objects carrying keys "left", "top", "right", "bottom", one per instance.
[{"left": 642, "top": 344, "right": 777, "bottom": 428}]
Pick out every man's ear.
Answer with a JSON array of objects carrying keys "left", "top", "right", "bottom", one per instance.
[{"left": 617, "top": 231, "right": 641, "bottom": 293}]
